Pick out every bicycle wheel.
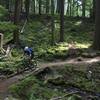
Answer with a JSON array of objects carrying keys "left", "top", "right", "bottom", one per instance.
[{"left": 31, "top": 60, "right": 37, "bottom": 69}]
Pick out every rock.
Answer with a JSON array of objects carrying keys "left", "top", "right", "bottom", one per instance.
[{"left": 0, "top": 75, "right": 7, "bottom": 80}]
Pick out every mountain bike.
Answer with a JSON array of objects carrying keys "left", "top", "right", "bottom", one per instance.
[{"left": 22, "top": 55, "right": 38, "bottom": 71}]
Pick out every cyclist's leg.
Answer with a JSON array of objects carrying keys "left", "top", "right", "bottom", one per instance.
[
  {"left": 23, "top": 54, "right": 30, "bottom": 69},
  {"left": 27, "top": 55, "right": 34, "bottom": 70}
]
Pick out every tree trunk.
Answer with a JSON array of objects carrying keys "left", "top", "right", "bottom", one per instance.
[
  {"left": 82, "top": 0, "right": 86, "bottom": 18},
  {"left": 56, "top": 0, "right": 60, "bottom": 14},
  {"left": 90, "top": 0, "right": 96, "bottom": 20},
  {"left": 25, "top": 0, "right": 30, "bottom": 19},
  {"left": 46, "top": 0, "right": 49, "bottom": 14},
  {"left": 13, "top": 0, "right": 22, "bottom": 45},
  {"left": 67, "top": 0, "right": 70, "bottom": 16},
  {"left": 93, "top": 0, "right": 96, "bottom": 20},
  {"left": 69, "top": 0, "right": 72, "bottom": 16},
  {"left": 39, "top": 0, "right": 42, "bottom": 15},
  {"left": 20, "top": 0, "right": 23, "bottom": 13},
  {"left": 76, "top": 0, "right": 79, "bottom": 17},
  {"left": 6, "top": 0, "right": 10, "bottom": 10},
  {"left": 51, "top": 0, "right": 55, "bottom": 45},
  {"left": 93, "top": 0, "right": 100, "bottom": 50},
  {"left": 59, "top": 0, "right": 64, "bottom": 42},
  {"left": 72, "top": 0, "right": 75, "bottom": 16},
  {"left": 33, "top": 0, "right": 36, "bottom": 14}
]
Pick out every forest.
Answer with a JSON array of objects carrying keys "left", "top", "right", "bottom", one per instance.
[{"left": 0, "top": 0, "right": 100, "bottom": 100}]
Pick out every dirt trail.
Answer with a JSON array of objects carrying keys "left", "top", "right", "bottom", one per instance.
[
  {"left": 0, "top": 57, "right": 100, "bottom": 99},
  {"left": 0, "top": 72, "right": 32, "bottom": 100},
  {"left": 39, "top": 57, "right": 100, "bottom": 70},
  {"left": 0, "top": 75, "right": 22, "bottom": 99}
]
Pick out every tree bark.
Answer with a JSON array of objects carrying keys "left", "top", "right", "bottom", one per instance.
[
  {"left": 33, "top": 0, "right": 36, "bottom": 14},
  {"left": 69, "top": 0, "right": 72, "bottom": 16},
  {"left": 13, "top": 0, "right": 22, "bottom": 45},
  {"left": 51, "top": 0, "right": 55, "bottom": 45},
  {"left": 46, "top": 0, "right": 49, "bottom": 14},
  {"left": 93, "top": 0, "right": 100, "bottom": 50},
  {"left": 67, "top": 0, "right": 70, "bottom": 16},
  {"left": 6, "top": 0, "right": 10, "bottom": 10},
  {"left": 82, "top": 0, "right": 86, "bottom": 18},
  {"left": 76, "top": 0, "right": 79, "bottom": 17},
  {"left": 93, "top": 0, "right": 96, "bottom": 20},
  {"left": 25, "top": 0, "right": 30, "bottom": 19},
  {"left": 72, "top": 0, "right": 75, "bottom": 16},
  {"left": 56, "top": 0, "right": 60, "bottom": 14},
  {"left": 59, "top": 0, "right": 64, "bottom": 42},
  {"left": 39, "top": 0, "right": 42, "bottom": 15}
]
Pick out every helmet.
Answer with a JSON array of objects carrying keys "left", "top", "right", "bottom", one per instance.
[{"left": 24, "top": 46, "right": 28, "bottom": 50}]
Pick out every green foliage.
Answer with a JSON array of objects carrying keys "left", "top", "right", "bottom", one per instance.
[
  {"left": 20, "top": 18, "right": 93, "bottom": 61},
  {"left": 0, "top": 20, "right": 17, "bottom": 44},
  {"left": 10, "top": 76, "right": 64, "bottom": 100},
  {"left": 0, "top": 18, "right": 92, "bottom": 63},
  {"left": 0, "top": 5, "right": 8, "bottom": 20},
  {"left": 10, "top": 76, "right": 37, "bottom": 98},
  {"left": 11, "top": 48, "right": 23, "bottom": 58},
  {"left": 20, "top": 20, "right": 51, "bottom": 48},
  {"left": 0, "top": 48, "right": 23, "bottom": 72},
  {"left": 64, "top": 19, "right": 94, "bottom": 43},
  {"left": 9, "top": 65, "right": 100, "bottom": 99},
  {"left": 57, "top": 65, "right": 100, "bottom": 93},
  {"left": 0, "top": 22, "right": 17, "bottom": 32},
  {"left": 0, "top": 18, "right": 94, "bottom": 70}
]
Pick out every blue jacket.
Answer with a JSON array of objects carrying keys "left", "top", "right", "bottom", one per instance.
[{"left": 24, "top": 48, "right": 33, "bottom": 55}]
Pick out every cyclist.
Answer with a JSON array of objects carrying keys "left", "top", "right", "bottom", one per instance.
[
  {"left": 22, "top": 46, "right": 37, "bottom": 70},
  {"left": 24, "top": 46, "right": 34, "bottom": 63}
]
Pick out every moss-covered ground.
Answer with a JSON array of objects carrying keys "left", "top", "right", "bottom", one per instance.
[{"left": 9, "top": 64, "right": 100, "bottom": 100}]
